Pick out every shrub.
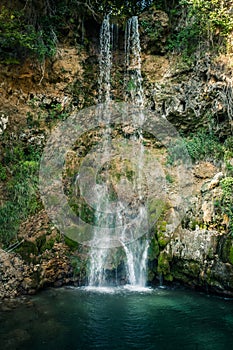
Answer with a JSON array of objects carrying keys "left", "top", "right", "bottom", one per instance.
[
  {"left": 0, "top": 138, "right": 42, "bottom": 246},
  {"left": 0, "top": 6, "right": 56, "bottom": 63},
  {"left": 167, "top": 131, "right": 226, "bottom": 165},
  {"left": 220, "top": 177, "right": 233, "bottom": 236}
]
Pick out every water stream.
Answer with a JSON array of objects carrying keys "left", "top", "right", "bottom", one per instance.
[{"left": 88, "top": 16, "right": 149, "bottom": 288}]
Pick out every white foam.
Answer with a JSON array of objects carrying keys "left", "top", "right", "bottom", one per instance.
[
  {"left": 80, "top": 285, "right": 152, "bottom": 294},
  {"left": 82, "top": 286, "right": 117, "bottom": 294},
  {"left": 122, "top": 284, "right": 152, "bottom": 293}
]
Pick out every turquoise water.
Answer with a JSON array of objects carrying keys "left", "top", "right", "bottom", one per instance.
[{"left": 1, "top": 286, "right": 233, "bottom": 350}]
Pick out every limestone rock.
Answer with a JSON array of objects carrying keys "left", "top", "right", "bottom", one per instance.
[{"left": 194, "top": 162, "right": 217, "bottom": 179}]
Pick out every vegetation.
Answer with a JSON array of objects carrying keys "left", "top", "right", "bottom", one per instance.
[
  {"left": 0, "top": 5, "right": 57, "bottom": 64},
  {"left": 0, "top": 0, "right": 232, "bottom": 64},
  {"left": 0, "top": 0, "right": 232, "bottom": 253},
  {"left": 167, "top": 130, "right": 232, "bottom": 165},
  {"left": 219, "top": 177, "right": 233, "bottom": 236},
  {"left": 0, "top": 0, "right": 153, "bottom": 64},
  {"left": 0, "top": 136, "right": 43, "bottom": 246},
  {"left": 166, "top": 0, "right": 233, "bottom": 61}
]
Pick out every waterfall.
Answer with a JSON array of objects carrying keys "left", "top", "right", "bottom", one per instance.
[
  {"left": 88, "top": 15, "right": 113, "bottom": 286},
  {"left": 98, "top": 14, "right": 112, "bottom": 104},
  {"left": 124, "top": 16, "right": 144, "bottom": 107},
  {"left": 88, "top": 15, "right": 149, "bottom": 288},
  {"left": 122, "top": 16, "right": 149, "bottom": 287}
]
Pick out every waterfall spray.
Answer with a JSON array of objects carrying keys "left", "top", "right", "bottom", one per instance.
[
  {"left": 88, "top": 15, "right": 149, "bottom": 288},
  {"left": 88, "top": 15, "right": 113, "bottom": 286},
  {"left": 122, "top": 16, "right": 149, "bottom": 287}
]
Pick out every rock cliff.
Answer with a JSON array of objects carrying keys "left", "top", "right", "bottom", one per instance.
[{"left": 0, "top": 7, "right": 232, "bottom": 298}]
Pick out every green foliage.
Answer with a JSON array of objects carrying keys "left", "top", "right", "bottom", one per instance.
[
  {"left": 157, "top": 251, "right": 173, "bottom": 281},
  {"left": 167, "top": 131, "right": 225, "bottom": 165},
  {"left": 0, "top": 163, "right": 7, "bottom": 181},
  {"left": 220, "top": 177, "right": 233, "bottom": 236},
  {"left": 167, "top": 24, "right": 200, "bottom": 63},
  {"left": 229, "top": 245, "right": 233, "bottom": 265},
  {"left": 0, "top": 161, "right": 41, "bottom": 246},
  {"left": 64, "top": 235, "right": 79, "bottom": 251},
  {"left": 187, "top": 0, "right": 233, "bottom": 38},
  {"left": 27, "top": 97, "right": 71, "bottom": 128},
  {"left": 0, "top": 0, "right": 155, "bottom": 64},
  {"left": 45, "top": 103, "right": 69, "bottom": 124},
  {"left": 0, "top": 6, "right": 56, "bottom": 63},
  {"left": 141, "top": 18, "right": 164, "bottom": 41},
  {"left": 185, "top": 131, "right": 224, "bottom": 162},
  {"left": 0, "top": 138, "right": 42, "bottom": 246},
  {"left": 147, "top": 237, "right": 160, "bottom": 260},
  {"left": 165, "top": 173, "right": 174, "bottom": 183},
  {"left": 90, "top": 0, "right": 153, "bottom": 15},
  {"left": 167, "top": 0, "right": 233, "bottom": 60}
]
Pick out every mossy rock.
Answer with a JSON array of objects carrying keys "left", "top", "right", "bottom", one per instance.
[
  {"left": 170, "top": 259, "right": 200, "bottom": 284},
  {"left": 35, "top": 235, "right": 46, "bottom": 252},
  {"left": 157, "top": 251, "right": 171, "bottom": 277},
  {"left": 164, "top": 273, "right": 173, "bottom": 282},
  {"left": 71, "top": 256, "right": 87, "bottom": 277},
  {"left": 16, "top": 241, "right": 38, "bottom": 262},
  {"left": 218, "top": 235, "right": 233, "bottom": 263},
  {"left": 41, "top": 237, "right": 56, "bottom": 252},
  {"left": 64, "top": 235, "right": 80, "bottom": 251},
  {"left": 156, "top": 221, "right": 170, "bottom": 248},
  {"left": 147, "top": 198, "right": 170, "bottom": 231},
  {"left": 148, "top": 198, "right": 168, "bottom": 218},
  {"left": 183, "top": 261, "right": 200, "bottom": 277},
  {"left": 229, "top": 246, "right": 233, "bottom": 265},
  {"left": 65, "top": 224, "right": 93, "bottom": 244},
  {"left": 148, "top": 237, "right": 159, "bottom": 260}
]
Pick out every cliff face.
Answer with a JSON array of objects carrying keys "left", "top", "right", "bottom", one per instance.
[{"left": 0, "top": 8, "right": 233, "bottom": 298}]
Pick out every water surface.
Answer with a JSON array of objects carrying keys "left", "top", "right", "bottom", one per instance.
[{"left": 1, "top": 286, "right": 233, "bottom": 350}]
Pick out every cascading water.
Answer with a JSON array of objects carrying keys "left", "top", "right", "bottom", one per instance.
[
  {"left": 121, "top": 16, "right": 149, "bottom": 287},
  {"left": 98, "top": 15, "right": 112, "bottom": 104},
  {"left": 124, "top": 16, "right": 144, "bottom": 107},
  {"left": 88, "top": 15, "right": 149, "bottom": 288},
  {"left": 88, "top": 15, "right": 113, "bottom": 286}
]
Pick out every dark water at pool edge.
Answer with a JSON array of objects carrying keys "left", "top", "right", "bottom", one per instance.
[{"left": 1, "top": 285, "right": 233, "bottom": 350}]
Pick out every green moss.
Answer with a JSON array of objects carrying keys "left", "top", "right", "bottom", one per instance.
[
  {"left": 147, "top": 269, "right": 156, "bottom": 282},
  {"left": 0, "top": 163, "right": 7, "bottom": 181},
  {"left": 156, "top": 221, "right": 171, "bottom": 248},
  {"left": 148, "top": 199, "right": 169, "bottom": 228},
  {"left": 16, "top": 241, "right": 38, "bottom": 262},
  {"left": 185, "top": 261, "right": 200, "bottom": 276},
  {"left": 35, "top": 235, "right": 46, "bottom": 251},
  {"left": 71, "top": 256, "right": 87, "bottom": 277},
  {"left": 219, "top": 236, "right": 232, "bottom": 263},
  {"left": 220, "top": 177, "right": 233, "bottom": 236},
  {"left": 157, "top": 251, "right": 171, "bottom": 276},
  {"left": 164, "top": 274, "right": 173, "bottom": 282},
  {"left": 148, "top": 237, "right": 160, "bottom": 260},
  {"left": 165, "top": 173, "right": 174, "bottom": 184},
  {"left": 229, "top": 246, "right": 233, "bottom": 265},
  {"left": 148, "top": 199, "right": 167, "bottom": 216},
  {"left": 64, "top": 235, "right": 79, "bottom": 251},
  {"left": 41, "top": 238, "right": 55, "bottom": 252}
]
